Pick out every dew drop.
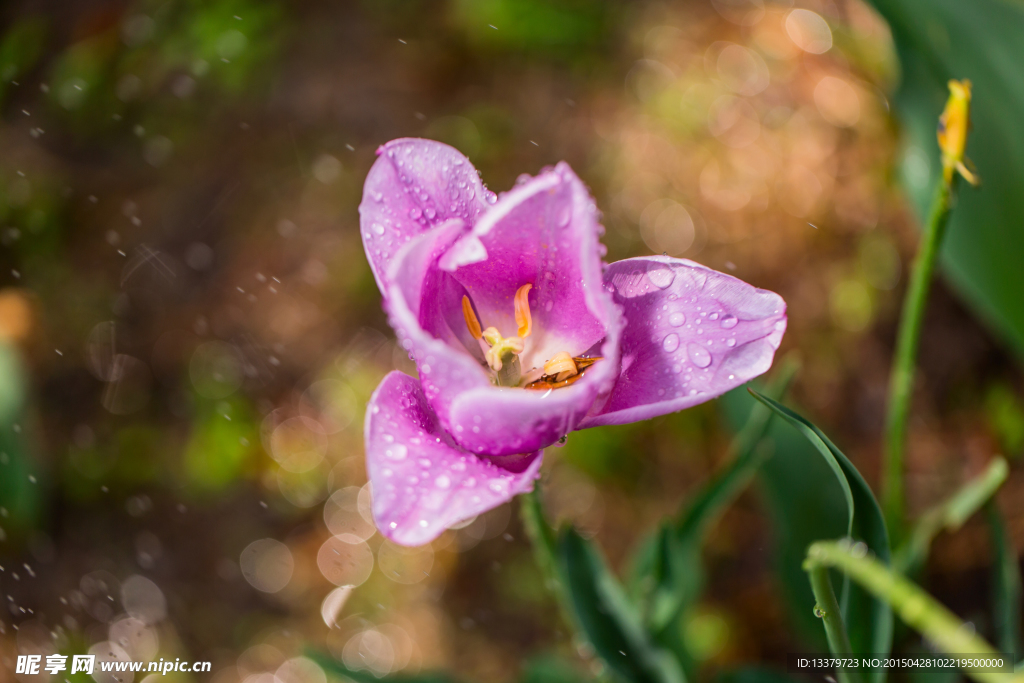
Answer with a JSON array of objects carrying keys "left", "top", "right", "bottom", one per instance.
[
  {"left": 371, "top": 223, "right": 385, "bottom": 236},
  {"left": 669, "top": 312, "right": 686, "bottom": 327},
  {"left": 435, "top": 474, "right": 451, "bottom": 489},
  {"left": 720, "top": 314, "right": 738, "bottom": 329},
  {"left": 557, "top": 205, "right": 571, "bottom": 227},
  {"left": 409, "top": 207, "right": 422, "bottom": 220},
  {"left": 687, "top": 343, "right": 712, "bottom": 368},
  {"left": 726, "top": 338, "right": 736, "bottom": 347},
  {"left": 647, "top": 267, "right": 675, "bottom": 289},
  {"left": 384, "top": 444, "right": 408, "bottom": 461},
  {"left": 662, "top": 333, "right": 679, "bottom": 353}
]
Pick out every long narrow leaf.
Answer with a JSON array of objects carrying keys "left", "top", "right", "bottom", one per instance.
[
  {"left": 986, "top": 502, "right": 1022, "bottom": 659},
  {"left": 558, "top": 528, "right": 685, "bottom": 683},
  {"left": 749, "top": 392, "right": 892, "bottom": 683},
  {"left": 632, "top": 360, "right": 798, "bottom": 640},
  {"left": 896, "top": 458, "right": 1008, "bottom": 573}
]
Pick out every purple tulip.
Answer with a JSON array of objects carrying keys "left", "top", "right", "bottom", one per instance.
[{"left": 360, "top": 139, "right": 786, "bottom": 545}]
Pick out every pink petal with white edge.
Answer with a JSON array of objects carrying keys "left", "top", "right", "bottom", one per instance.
[
  {"left": 365, "top": 371, "right": 542, "bottom": 546},
  {"left": 580, "top": 256, "right": 787, "bottom": 428}
]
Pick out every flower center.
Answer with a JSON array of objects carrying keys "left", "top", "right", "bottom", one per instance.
[{"left": 461, "top": 284, "right": 600, "bottom": 389}]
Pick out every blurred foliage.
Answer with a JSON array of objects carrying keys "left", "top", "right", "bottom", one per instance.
[
  {"left": 0, "top": 16, "right": 47, "bottom": 107},
  {"left": 0, "top": 342, "right": 39, "bottom": 535},
  {"left": 870, "top": 0, "right": 1024, "bottom": 359},
  {"left": 183, "top": 396, "right": 259, "bottom": 493},
  {"left": 450, "top": 0, "right": 618, "bottom": 58},
  {"left": 0, "top": 0, "right": 1022, "bottom": 680},
  {"left": 985, "top": 383, "right": 1024, "bottom": 459}
]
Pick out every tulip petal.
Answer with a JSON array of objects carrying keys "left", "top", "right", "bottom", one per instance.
[
  {"left": 360, "top": 138, "right": 491, "bottom": 294},
  {"left": 365, "top": 371, "right": 542, "bottom": 546},
  {"left": 579, "top": 256, "right": 786, "bottom": 428},
  {"left": 385, "top": 166, "right": 623, "bottom": 456},
  {"left": 453, "top": 164, "right": 616, "bottom": 373}
]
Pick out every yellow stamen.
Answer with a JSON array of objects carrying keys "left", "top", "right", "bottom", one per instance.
[
  {"left": 462, "top": 295, "right": 482, "bottom": 339},
  {"left": 514, "top": 284, "right": 533, "bottom": 338},
  {"left": 544, "top": 351, "right": 578, "bottom": 382}
]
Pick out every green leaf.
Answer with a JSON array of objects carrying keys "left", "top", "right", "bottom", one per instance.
[
  {"left": 749, "top": 392, "right": 892, "bottom": 682},
  {"left": 557, "top": 528, "right": 685, "bottom": 683},
  {"left": 866, "top": 0, "right": 1024, "bottom": 359},
  {"left": 631, "top": 360, "right": 798, "bottom": 640},
  {"left": 896, "top": 458, "right": 1008, "bottom": 573},
  {"left": 719, "top": 387, "right": 844, "bottom": 649},
  {"left": 986, "top": 502, "right": 1022, "bottom": 658}
]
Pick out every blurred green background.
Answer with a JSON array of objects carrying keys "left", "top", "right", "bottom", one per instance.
[{"left": 0, "top": 0, "right": 1021, "bottom": 681}]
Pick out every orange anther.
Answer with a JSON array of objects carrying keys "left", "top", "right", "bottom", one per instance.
[
  {"left": 544, "top": 351, "right": 578, "bottom": 382},
  {"left": 462, "top": 295, "right": 482, "bottom": 339},
  {"left": 514, "top": 284, "right": 533, "bottom": 338}
]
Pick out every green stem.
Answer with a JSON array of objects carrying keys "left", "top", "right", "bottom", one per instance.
[
  {"left": 520, "top": 485, "right": 574, "bottom": 625},
  {"left": 883, "top": 177, "right": 956, "bottom": 538},
  {"left": 806, "top": 540, "right": 1019, "bottom": 683},
  {"left": 807, "top": 564, "right": 861, "bottom": 683}
]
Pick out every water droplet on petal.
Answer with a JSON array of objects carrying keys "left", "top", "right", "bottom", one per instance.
[
  {"left": 687, "top": 343, "right": 712, "bottom": 368},
  {"left": 720, "top": 314, "right": 738, "bottom": 329},
  {"left": 557, "top": 205, "right": 571, "bottom": 227},
  {"left": 384, "top": 444, "right": 408, "bottom": 461},
  {"left": 669, "top": 312, "right": 686, "bottom": 327},
  {"left": 663, "top": 333, "right": 680, "bottom": 353},
  {"left": 647, "top": 267, "right": 675, "bottom": 289},
  {"left": 371, "top": 223, "right": 385, "bottom": 236},
  {"left": 726, "top": 338, "right": 736, "bottom": 347},
  {"left": 435, "top": 474, "right": 451, "bottom": 489}
]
